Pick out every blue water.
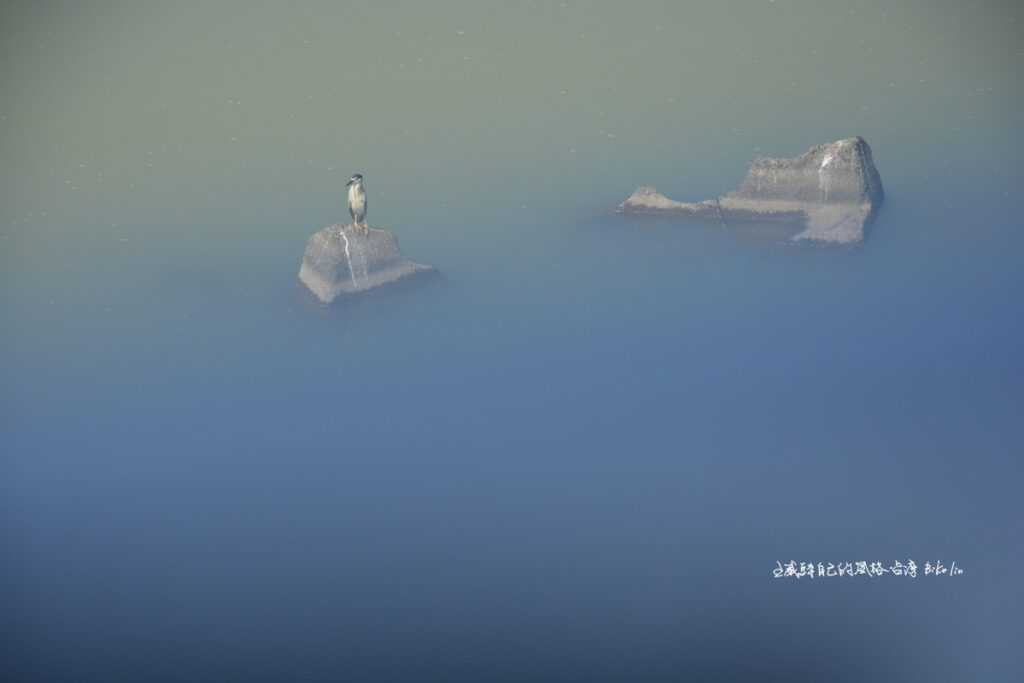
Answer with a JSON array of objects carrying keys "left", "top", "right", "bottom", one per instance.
[{"left": 3, "top": 1, "right": 1023, "bottom": 681}]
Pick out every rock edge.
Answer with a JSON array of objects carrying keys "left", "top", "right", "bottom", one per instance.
[{"left": 298, "top": 224, "right": 434, "bottom": 303}]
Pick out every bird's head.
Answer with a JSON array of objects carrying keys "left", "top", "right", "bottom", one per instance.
[{"left": 346, "top": 173, "right": 364, "bottom": 187}]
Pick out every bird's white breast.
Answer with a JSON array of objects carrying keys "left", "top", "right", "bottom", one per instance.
[{"left": 348, "top": 184, "right": 366, "bottom": 212}]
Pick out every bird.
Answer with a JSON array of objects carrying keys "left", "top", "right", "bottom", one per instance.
[{"left": 346, "top": 173, "right": 368, "bottom": 235}]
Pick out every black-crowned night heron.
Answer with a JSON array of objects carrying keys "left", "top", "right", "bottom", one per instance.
[{"left": 346, "top": 173, "right": 368, "bottom": 234}]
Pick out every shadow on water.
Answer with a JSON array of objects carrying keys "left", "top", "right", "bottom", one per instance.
[
  {"left": 586, "top": 210, "right": 808, "bottom": 249},
  {"left": 291, "top": 266, "right": 448, "bottom": 319}
]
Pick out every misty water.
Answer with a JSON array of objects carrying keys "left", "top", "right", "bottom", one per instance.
[{"left": 2, "top": 2, "right": 1022, "bottom": 681}]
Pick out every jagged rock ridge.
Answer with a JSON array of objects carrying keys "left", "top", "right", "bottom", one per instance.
[{"left": 619, "top": 137, "right": 884, "bottom": 244}]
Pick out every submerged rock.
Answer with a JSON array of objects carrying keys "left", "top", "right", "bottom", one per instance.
[
  {"left": 298, "top": 224, "right": 434, "bottom": 303},
  {"left": 619, "top": 137, "right": 884, "bottom": 244}
]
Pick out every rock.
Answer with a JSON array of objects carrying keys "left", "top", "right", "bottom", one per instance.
[
  {"left": 298, "top": 224, "right": 434, "bottom": 303},
  {"left": 619, "top": 137, "right": 884, "bottom": 244}
]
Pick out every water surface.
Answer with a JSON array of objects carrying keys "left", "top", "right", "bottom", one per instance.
[{"left": 2, "top": 1, "right": 1022, "bottom": 681}]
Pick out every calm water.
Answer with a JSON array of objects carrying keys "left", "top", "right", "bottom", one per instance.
[{"left": 2, "top": 2, "right": 1022, "bottom": 681}]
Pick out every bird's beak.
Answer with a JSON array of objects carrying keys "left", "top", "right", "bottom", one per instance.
[{"left": 345, "top": 179, "right": 353, "bottom": 186}]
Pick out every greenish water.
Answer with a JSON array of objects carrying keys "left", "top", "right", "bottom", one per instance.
[{"left": 2, "top": 2, "right": 1022, "bottom": 681}]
